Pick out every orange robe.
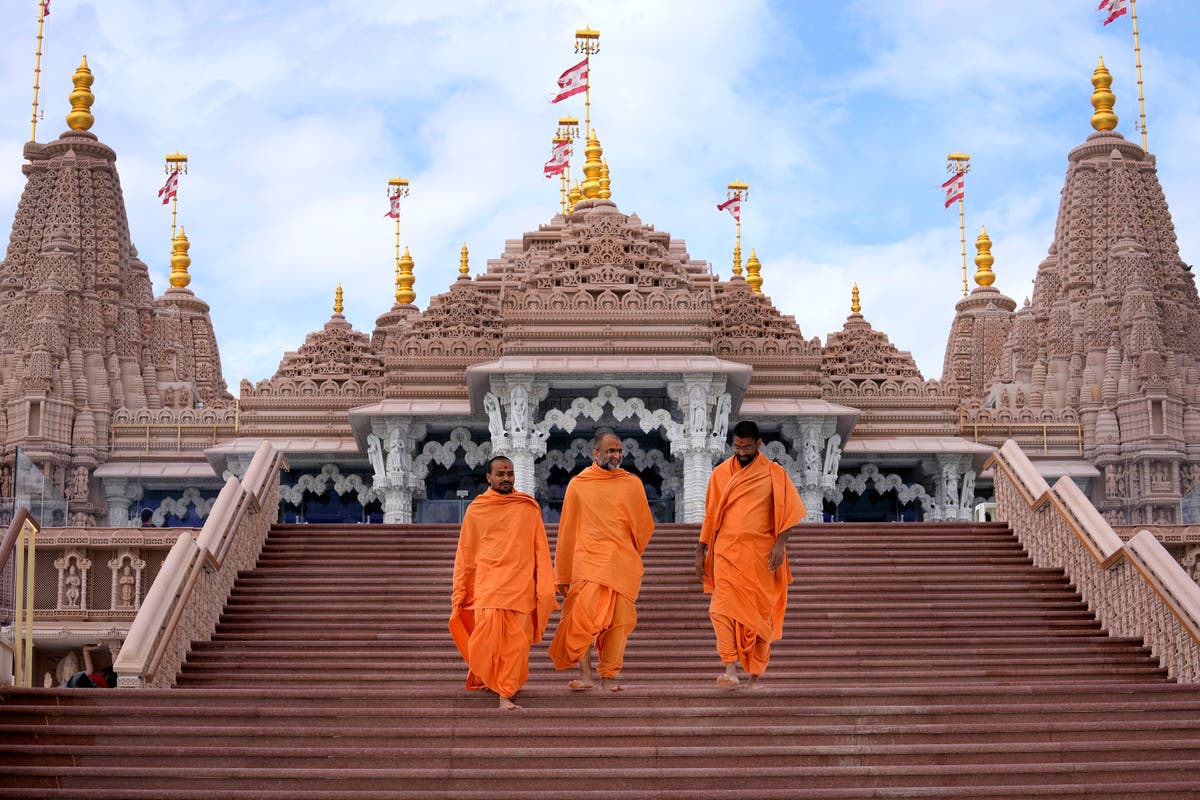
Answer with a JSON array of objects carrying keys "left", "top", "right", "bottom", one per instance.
[
  {"left": 449, "top": 488, "right": 556, "bottom": 698},
  {"left": 700, "top": 454, "right": 804, "bottom": 674},
  {"left": 548, "top": 465, "right": 655, "bottom": 678}
]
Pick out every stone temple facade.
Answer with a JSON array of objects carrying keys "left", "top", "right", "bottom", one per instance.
[{"left": 2, "top": 56, "right": 1198, "bottom": 541}]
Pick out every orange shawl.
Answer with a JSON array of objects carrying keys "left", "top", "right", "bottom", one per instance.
[
  {"left": 555, "top": 464, "right": 655, "bottom": 601},
  {"left": 449, "top": 489, "right": 556, "bottom": 657},
  {"left": 699, "top": 454, "right": 804, "bottom": 640}
]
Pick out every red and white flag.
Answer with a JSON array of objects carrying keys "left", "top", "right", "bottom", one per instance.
[
  {"left": 717, "top": 196, "right": 742, "bottom": 223},
  {"left": 384, "top": 193, "right": 402, "bottom": 219},
  {"left": 941, "top": 172, "right": 965, "bottom": 208},
  {"left": 544, "top": 140, "right": 572, "bottom": 177},
  {"left": 41, "top": 1, "right": 50, "bottom": 17},
  {"left": 1098, "top": 0, "right": 1128, "bottom": 25},
  {"left": 551, "top": 58, "right": 589, "bottom": 104},
  {"left": 158, "top": 171, "right": 178, "bottom": 205}
]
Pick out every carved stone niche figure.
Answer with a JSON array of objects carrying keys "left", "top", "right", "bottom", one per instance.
[
  {"left": 823, "top": 434, "right": 842, "bottom": 477},
  {"left": 366, "top": 433, "right": 386, "bottom": 483},
  {"left": 802, "top": 436, "right": 820, "bottom": 473},
  {"left": 68, "top": 466, "right": 89, "bottom": 501},
  {"left": 386, "top": 428, "right": 405, "bottom": 480},
  {"left": 1105, "top": 465, "right": 1118, "bottom": 496},
  {"left": 711, "top": 393, "right": 731, "bottom": 441},
  {"left": 688, "top": 384, "right": 707, "bottom": 435},
  {"left": 941, "top": 463, "right": 959, "bottom": 504},
  {"left": 483, "top": 393, "right": 505, "bottom": 439},
  {"left": 119, "top": 565, "right": 135, "bottom": 607},
  {"left": 64, "top": 564, "right": 81, "bottom": 608},
  {"left": 510, "top": 386, "right": 529, "bottom": 435}
]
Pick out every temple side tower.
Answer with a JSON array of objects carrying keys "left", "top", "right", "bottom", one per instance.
[
  {"left": 976, "top": 59, "right": 1200, "bottom": 524},
  {"left": 0, "top": 59, "right": 228, "bottom": 523}
]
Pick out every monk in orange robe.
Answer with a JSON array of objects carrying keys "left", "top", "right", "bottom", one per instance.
[
  {"left": 450, "top": 456, "right": 556, "bottom": 710},
  {"left": 696, "top": 420, "right": 804, "bottom": 688},
  {"left": 549, "top": 429, "right": 655, "bottom": 692}
]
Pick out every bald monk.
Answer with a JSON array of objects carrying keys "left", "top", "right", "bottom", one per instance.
[
  {"left": 450, "top": 456, "right": 556, "bottom": 710},
  {"left": 548, "top": 428, "right": 655, "bottom": 692},
  {"left": 696, "top": 420, "right": 804, "bottom": 688}
]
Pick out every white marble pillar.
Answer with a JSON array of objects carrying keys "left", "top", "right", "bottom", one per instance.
[
  {"left": 371, "top": 419, "right": 426, "bottom": 524},
  {"left": 487, "top": 380, "right": 549, "bottom": 497},
  {"left": 102, "top": 479, "right": 141, "bottom": 527}
]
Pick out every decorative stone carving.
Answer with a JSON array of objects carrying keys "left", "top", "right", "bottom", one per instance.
[{"left": 832, "top": 463, "right": 934, "bottom": 517}]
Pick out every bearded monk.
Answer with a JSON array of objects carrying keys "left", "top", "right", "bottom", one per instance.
[
  {"left": 548, "top": 428, "right": 655, "bottom": 692},
  {"left": 450, "top": 456, "right": 556, "bottom": 710},
  {"left": 696, "top": 420, "right": 804, "bottom": 688}
]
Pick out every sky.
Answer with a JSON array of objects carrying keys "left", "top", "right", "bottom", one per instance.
[{"left": 0, "top": 0, "right": 1198, "bottom": 388}]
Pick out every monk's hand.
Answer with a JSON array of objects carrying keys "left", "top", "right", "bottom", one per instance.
[
  {"left": 767, "top": 542, "right": 787, "bottom": 572},
  {"left": 694, "top": 544, "right": 707, "bottom": 583},
  {"left": 556, "top": 583, "right": 570, "bottom": 597}
]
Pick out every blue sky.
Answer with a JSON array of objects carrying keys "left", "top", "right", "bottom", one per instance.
[{"left": 0, "top": 1, "right": 1197, "bottom": 387}]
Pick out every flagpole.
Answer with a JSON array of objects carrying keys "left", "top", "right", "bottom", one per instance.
[
  {"left": 947, "top": 151, "right": 971, "bottom": 297},
  {"left": 726, "top": 181, "right": 748, "bottom": 277},
  {"left": 556, "top": 116, "right": 579, "bottom": 216},
  {"left": 387, "top": 177, "right": 410, "bottom": 302},
  {"left": 1130, "top": 0, "right": 1148, "bottom": 152},
  {"left": 30, "top": 0, "right": 48, "bottom": 142},
  {"left": 574, "top": 26, "right": 599, "bottom": 137},
  {"left": 164, "top": 152, "right": 188, "bottom": 245}
]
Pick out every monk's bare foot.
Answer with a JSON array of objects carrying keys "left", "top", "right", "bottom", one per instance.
[
  {"left": 568, "top": 678, "right": 594, "bottom": 691},
  {"left": 601, "top": 677, "right": 623, "bottom": 692},
  {"left": 716, "top": 673, "right": 740, "bottom": 688},
  {"left": 747, "top": 674, "right": 763, "bottom": 690},
  {"left": 498, "top": 696, "right": 522, "bottom": 710}
]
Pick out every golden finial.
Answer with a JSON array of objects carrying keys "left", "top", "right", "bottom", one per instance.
[
  {"left": 974, "top": 225, "right": 996, "bottom": 287},
  {"left": 1090, "top": 56, "right": 1118, "bottom": 132},
  {"left": 568, "top": 180, "right": 582, "bottom": 213},
  {"left": 731, "top": 241, "right": 743, "bottom": 277},
  {"left": 66, "top": 56, "right": 95, "bottom": 132},
  {"left": 851, "top": 283, "right": 861, "bottom": 314},
  {"left": 168, "top": 228, "right": 191, "bottom": 289},
  {"left": 397, "top": 246, "right": 416, "bottom": 306},
  {"left": 746, "top": 249, "right": 762, "bottom": 294},
  {"left": 599, "top": 159, "right": 611, "bottom": 200},
  {"left": 581, "top": 131, "right": 603, "bottom": 199},
  {"left": 458, "top": 243, "right": 470, "bottom": 278},
  {"left": 334, "top": 283, "right": 344, "bottom": 315}
]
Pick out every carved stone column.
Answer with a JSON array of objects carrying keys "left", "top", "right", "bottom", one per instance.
[
  {"left": 783, "top": 418, "right": 840, "bottom": 523},
  {"left": 934, "top": 454, "right": 971, "bottom": 522},
  {"left": 370, "top": 418, "right": 426, "bottom": 524},
  {"left": 668, "top": 380, "right": 726, "bottom": 523},
  {"left": 102, "top": 479, "right": 142, "bottom": 527},
  {"left": 487, "top": 377, "right": 550, "bottom": 497}
]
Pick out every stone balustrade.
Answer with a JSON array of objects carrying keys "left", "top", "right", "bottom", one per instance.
[
  {"left": 113, "top": 441, "right": 285, "bottom": 687},
  {"left": 989, "top": 439, "right": 1200, "bottom": 682}
]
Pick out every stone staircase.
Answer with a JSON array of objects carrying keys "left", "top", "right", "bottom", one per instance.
[{"left": 3, "top": 521, "right": 1200, "bottom": 798}]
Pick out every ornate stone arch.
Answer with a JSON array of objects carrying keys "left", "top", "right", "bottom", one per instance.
[
  {"left": 411, "top": 427, "right": 492, "bottom": 498},
  {"left": 830, "top": 463, "right": 934, "bottom": 515},
  {"left": 279, "top": 463, "right": 379, "bottom": 507},
  {"left": 534, "top": 384, "right": 683, "bottom": 447}
]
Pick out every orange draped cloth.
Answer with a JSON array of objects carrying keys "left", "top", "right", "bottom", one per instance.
[
  {"left": 700, "top": 454, "right": 804, "bottom": 673},
  {"left": 449, "top": 488, "right": 556, "bottom": 698},
  {"left": 548, "top": 465, "right": 655, "bottom": 678}
]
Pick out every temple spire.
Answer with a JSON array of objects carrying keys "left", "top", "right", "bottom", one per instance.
[
  {"left": 746, "top": 249, "right": 763, "bottom": 294},
  {"left": 458, "top": 243, "right": 470, "bottom": 280},
  {"left": 974, "top": 225, "right": 996, "bottom": 287},
  {"left": 851, "top": 283, "right": 861, "bottom": 315},
  {"left": 397, "top": 247, "right": 416, "bottom": 306},
  {"left": 1091, "top": 56, "right": 1118, "bottom": 132},
  {"left": 66, "top": 55, "right": 94, "bottom": 132},
  {"left": 581, "top": 131, "right": 603, "bottom": 199},
  {"left": 334, "top": 283, "right": 344, "bottom": 315},
  {"left": 168, "top": 228, "right": 191, "bottom": 289}
]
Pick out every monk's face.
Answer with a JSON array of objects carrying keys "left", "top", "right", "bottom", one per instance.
[
  {"left": 592, "top": 435, "right": 624, "bottom": 471},
  {"left": 732, "top": 435, "right": 760, "bottom": 467},
  {"left": 486, "top": 459, "right": 515, "bottom": 494}
]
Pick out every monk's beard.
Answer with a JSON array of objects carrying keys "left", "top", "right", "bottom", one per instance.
[
  {"left": 735, "top": 452, "right": 758, "bottom": 467},
  {"left": 599, "top": 460, "right": 619, "bottom": 471}
]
